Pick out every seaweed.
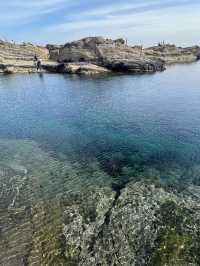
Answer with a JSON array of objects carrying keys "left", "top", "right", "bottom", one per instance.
[{"left": 150, "top": 201, "right": 200, "bottom": 266}]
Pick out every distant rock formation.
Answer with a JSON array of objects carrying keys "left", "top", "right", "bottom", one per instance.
[
  {"left": 0, "top": 37, "right": 200, "bottom": 74},
  {"left": 46, "top": 44, "right": 64, "bottom": 61},
  {"left": 49, "top": 37, "right": 165, "bottom": 73},
  {"left": 0, "top": 41, "right": 51, "bottom": 74},
  {"left": 144, "top": 44, "right": 200, "bottom": 64}
]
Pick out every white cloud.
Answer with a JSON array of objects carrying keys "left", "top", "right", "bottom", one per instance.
[
  {"left": 1, "top": 0, "right": 200, "bottom": 46},
  {"left": 45, "top": 1, "right": 200, "bottom": 46},
  {"left": 9, "top": 0, "right": 67, "bottom": 8},
  {"left": 46, "top": 1, "right": 192, "bottom": 32},
  {"left": 0, "top": 0, "right": 72, "bottom": 25},
  {"left": 81, "top": 1, "right": 160, "bottom": 17}
]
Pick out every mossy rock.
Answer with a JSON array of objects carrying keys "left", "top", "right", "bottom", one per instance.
[{"left": 150, "top": 200, "right": 200, "bottom": 265}]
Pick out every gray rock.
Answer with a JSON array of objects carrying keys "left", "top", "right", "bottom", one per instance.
[
  {"left": 1, "top": 37, "right": 200, "bottom": 74},
  {"left": 144, "top": 44, "right": 200, "bottom": 64},
  {"left": 58, "top": 182, "right": 200, "bottom": 265},
  {"left": 50, "top": 37, "right": 166, "bottom": 74},
  {"left": 0, "top": 40, "right": 50, "bottom": 73},
  {"left": 105, "top": 59, "right": 165, "bottom": 73},
  {"left": 1, "top": 168, "right": 200, "bottom": 266}
]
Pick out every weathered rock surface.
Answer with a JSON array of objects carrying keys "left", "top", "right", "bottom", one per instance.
[
  {"left": 1, "top": 139, "right": 200, "bottom": 266},
  {"left": 48, "top": 37, "right": 200, "bottom": 72},
  {"left": 105, "top": 59, "right": 164, "bottom": 73},
  {"left": 0, "top": 41, "right": 53, "bottom": 73},
  {"left": 1, "top": 182, "right": 200, "bottom": 266},
  {"left": 44, "top": 62, "right": 110, "bottom": 74},
  {"left": 144, "top": 44, "right": 200, "bottom": 64},
  {"left": 58, "top": 183, "right": 200, "bottom": 266},
  {"left": 46, "top": 44, "right": 64, "bottom": 61},
  {"left": 50, "top": 37, "right": 166, "bottom": 74},
  {"left": 62, "top": 62, "right": 110, "bottom": 75},
  {"left": 1, "top": 37, "right": 200, "bottom": 75}
]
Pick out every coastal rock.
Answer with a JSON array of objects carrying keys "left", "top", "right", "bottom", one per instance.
[
  {"left": 46, "top": 44, "right": 64, "bottom": 61},
  {"left": 3, "top": 66, "right": 15, "bottom": 74},
  {"left": 50, "top": 37, "right": 166, "bottom": 74},
  {"left": 61, "top": 62, "right": 110, "bottom": 74},
  {"left": 1, "top": 138, "right": 200, "bottom": 266},
  {"left": 105, "top": 59, "right": 165, "bottom": 73},
  {"left": 144, "top": 44, "right": 200, "bottom": 64},
  {"left": 0, "top": 41, "right": 51, "bottom": 73},
  {"left": 1, "top": 151, "right": 200, "bottom": 266},
  {"left": 57, "top": 182, "right": 200, "bottom": 266},
  {"left": 1, "top": 37, "right": 200, "bottom": 74},
  {"left": 44, "top": 62, "right": 110, "bottom": 75},
  {"left": 63, "top": 62, "right": 110, "bottom": 75}
]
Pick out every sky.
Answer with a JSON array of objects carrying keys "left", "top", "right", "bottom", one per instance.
[{"left": 0, "top": 0, "right": 200, "bottom": 47}]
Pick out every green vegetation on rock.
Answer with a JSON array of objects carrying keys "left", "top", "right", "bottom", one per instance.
[{"left": 150, "top": 201, "right": 200, "bottom": 266}]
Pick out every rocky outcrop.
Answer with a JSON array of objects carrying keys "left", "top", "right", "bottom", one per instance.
[
  {"left": 1, "top": 37, "right": 200, "bottom": 75},
  {"left": 62, "top": 62, "right": 110, "bottom": 75},
  {"left": 44, "top": 62, "right": 110, "bottom": 75},
  {"left": 50, "top": 37, "right": 165, "bottom": 74},
  {"left": 48, "top": 37, "right": 200, "bottom": 73},
  {"left": 105, "top": 59, "right": 164, "bottom": 73},
  {"left": 46, "top": 44, "right": 64, "bottom": 61},
  {"left": 0, "top": 41, "right": 51, "bottom": 73},
  {"left": 144, "top": 44, "right": 200, "bottom": 64}
]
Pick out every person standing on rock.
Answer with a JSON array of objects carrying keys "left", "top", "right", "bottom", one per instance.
[
  {"left": 34, "top": 54, "right": 38, "bottom": 62},
  {"left": 33, "top": 54, "right": 42, "bottom": 71},
  {"left": 33, "top": 54, "right": 38, "bottom": 69},
  {"left": 36, "top": 59, "right": 42, "bottom": 71}
]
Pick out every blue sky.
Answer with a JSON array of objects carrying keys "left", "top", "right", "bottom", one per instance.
[{"left": 1, "top": 0, "right": 200, "bottom": 46}]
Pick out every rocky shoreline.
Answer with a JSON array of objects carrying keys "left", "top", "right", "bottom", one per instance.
[{"left": 0, "top": 37, "right": 200, "bottom": 75}]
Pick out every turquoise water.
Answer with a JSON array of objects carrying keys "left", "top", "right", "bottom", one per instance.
[{"left": 1, "top": 62, "right": 200, "bottom": 197}]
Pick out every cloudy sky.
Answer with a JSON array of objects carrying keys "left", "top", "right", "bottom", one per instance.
[{"left": 0, "top": 0, "right": 200, "bottom": 46}]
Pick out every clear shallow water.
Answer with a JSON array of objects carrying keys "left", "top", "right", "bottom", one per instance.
[{"left": 1, "top": 62, "right": 200, "bottom": 195}]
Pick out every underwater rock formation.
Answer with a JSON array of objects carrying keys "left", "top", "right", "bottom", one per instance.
[
  {"left": 0, "top": 140, "right": 200, "bottom": 265},
  {"left": 1, "top": 181, "right": 200, "bottom": 265}
]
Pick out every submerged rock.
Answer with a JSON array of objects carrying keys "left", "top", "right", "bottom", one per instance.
[
  {"left": 55, "top": 182, "right": 200, "bottom": 266},
  {"left": 1, "top": 140, "right": 200, "bottom": 265},
  {"left": 1, "top": 157, "right": 200, "bottom": 266}
]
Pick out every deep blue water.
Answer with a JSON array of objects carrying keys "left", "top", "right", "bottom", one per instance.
[{"left": 1, "top": 62, "right": 200, "bottom": 185}]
